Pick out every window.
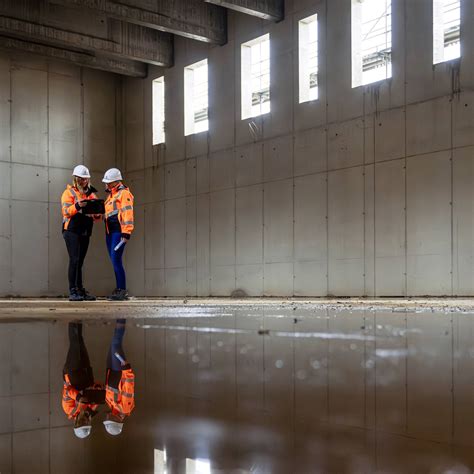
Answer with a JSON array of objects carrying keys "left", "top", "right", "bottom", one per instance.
[
  {"left": 299, "top": 14, "right": 319, "bottom": 103},
  {"left": 352, "top": 0, "right": 392, "bottom": 87},
  {"left": 152, "top": 77, "right": 165, "bottom": 145},
  {"left": 241, "top": 33, "right": 270, "bottom": 119},
  {"left": 433, "top": 0, "right": 460, "bottom": 64},
  {"left": 184, "top": 59, "right": 208, "bottom": 136}
]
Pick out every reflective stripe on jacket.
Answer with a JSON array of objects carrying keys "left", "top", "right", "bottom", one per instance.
[
  {"left": 62, "top": 373, "right": 99, "bottom": 419},
  {"left": 61, "top": 185, "right": 98, "bottom": 232},
  {"left": 104, "top": 184, "right": 134, "bottom": 236},
  {"left": 105, "top": 368, "right": 135, "bottom": 417}
]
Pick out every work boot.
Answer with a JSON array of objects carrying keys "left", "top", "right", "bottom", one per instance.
[
  {"left": 69, "top": 288, "right": 84, "bottom": 302},
  {"left": 107, "top": 289, "right": 129, "bottom": 301},
  {"left": 78, "top": 288, "right": 96, "bottom": 301},
  {"left": 108, "top": 288, "right": 119, "bottom": 299}
]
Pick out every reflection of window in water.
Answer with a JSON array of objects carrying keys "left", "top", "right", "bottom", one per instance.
[
  {"left": 154, "top": 449, "right": 167, "bottom": 474},
  {"left": 154, "top": 449, "right": 211, "bottom": 474},
  {"left": 186, "top": 458, "right": 211, "bottom": 474}
]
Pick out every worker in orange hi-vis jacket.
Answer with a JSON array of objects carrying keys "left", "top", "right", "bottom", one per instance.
[
  {"left": 62, "top": 322, "right": 105, "bottom": 439},
  {"left": 102, "top": 168, "right": 134, "bottom": 301},
  {"left": 61, "top": 165, "right": 102, "bottom": 302},
  {"left": 103, "top": 319, "right": 135, "bottom": 436}
]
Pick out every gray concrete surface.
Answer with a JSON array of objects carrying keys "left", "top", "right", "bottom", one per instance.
[
  {"left": 120, "top": 0, "right": 474, "bottom": 297},
  {"left": 0, "top": 51, "right": 119, "bottom": 297},
  {"left": 0, "top": 36, "right": 147, "bottom": 77},
  {"left": 0, "top": 307, "right": 474, "bottom": 472},
  {"left": 0, "top": 0, "right": 173, "bottom": 73},
  {"left": 205, "top": 0, "right": 284, "bottom": 21},
  {"left": 1, "top": 0, "right": 473, "bottom": 298},
  {"left": 54, "top": 0, "right": 227, "bottom": 45},
  {"left": 1, "top": 298, "right": 474, "bottom": 320}
]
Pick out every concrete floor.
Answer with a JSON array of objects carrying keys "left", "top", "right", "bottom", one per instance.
[
  {"left": 2, "top": 297, "right": 474, "bottom": 320},
  {"left": 1, "top": 303, "right": 474, "bottom": 473}
]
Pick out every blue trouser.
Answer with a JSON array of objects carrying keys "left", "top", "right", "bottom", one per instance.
[
  {"left": 106, "top": 319, "right": 127, "bottom": 372},
  {"left": 106, "top": 320, "right": 130, "bottom": 389},
  {"left": 106, "top": 232, "right": 126, "bottom": 290}
]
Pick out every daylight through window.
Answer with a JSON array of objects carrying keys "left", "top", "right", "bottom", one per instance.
[{"left": 352, "top": 0, "right": 392, "bottom": 87}]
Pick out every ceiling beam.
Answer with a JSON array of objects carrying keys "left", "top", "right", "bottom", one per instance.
[
  {"left": 0, "top": 35, "right": 147, "bottom": 76},
  {"left": 0, "top": 15, "right": 172, "bottom": 66},
  {"left": 204, "top": 0, "right": 283, "bottom": 21},
  {"left": 51, "top": 0, "right": 227, "bottom": 45}
]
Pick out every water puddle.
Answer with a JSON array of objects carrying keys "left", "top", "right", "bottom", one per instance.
[{"left": 0, "top": 306, "right": 473, "bottom": 473}]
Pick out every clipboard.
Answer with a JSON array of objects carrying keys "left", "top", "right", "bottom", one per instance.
[{"left": 82, "top": 199, "right": 105, "bottom": 215}]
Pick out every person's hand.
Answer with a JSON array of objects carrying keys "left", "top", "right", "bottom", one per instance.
[
  {"left": 78, "top": 200, "right": 87, "bottom": 208},
  {"left": 78, "top": 395, "right": 90, "bottom": 404},
  {"left": 121, "top": 237, "right": 128, "bottom": 244}
]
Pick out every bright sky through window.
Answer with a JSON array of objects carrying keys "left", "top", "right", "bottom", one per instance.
[
  {"left": 152, "top": 77, "right": 165, "bottom": 145},
  {"left": 184, "top": 59, "right": 208, "bottom": 136},
  {"left": 299, "top": 14, "right": 318, "bottom": 103},
  {"left": 241, "top": 34, "right": 270, "bottom": 119},
  {"left": 352, "top": 0, "right": 392, "bottom": 87},
  {"left": 433, "top": 0, "right": 461, "bottom": 64}
]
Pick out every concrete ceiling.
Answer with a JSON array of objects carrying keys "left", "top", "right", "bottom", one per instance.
[
  {"left": 204, "top": 0, "right": 283, "bottom": 21},
  {"left": 0, "top": 0, "right": 283, "bottom": 78}
]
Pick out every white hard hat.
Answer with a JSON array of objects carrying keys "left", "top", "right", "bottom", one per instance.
[
  {"left": 74, "top": 426, "right": 92, "bottom": 439},
  {"left": 102, "top": 168, "right": 123, "bottom": 183},
  {"left": 72, "top": 165, "right": 91, "bottom": 179},
  {"left": 103, "top": 420, "right": 123, "bottom": 436}
]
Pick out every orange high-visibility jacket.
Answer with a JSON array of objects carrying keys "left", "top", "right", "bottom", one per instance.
[
  {"left": 104, "top": 184, "right": 134, "bottom": 236},
  {"left": 62, "top": 374, "right": 100, "bottom": 419},
  {"left": 61, "top": 184, "right": 98, "bottom": 231},
  {"left": 105, "top": 368, "right": 135, "bottom": 417}
]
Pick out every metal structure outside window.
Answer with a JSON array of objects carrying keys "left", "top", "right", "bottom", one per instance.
[
  {"left": 352, "top": 0, "right": 392, "bottom": 87},
  {"left": 241, "top": 34, "right": 270, "bottom": 119},
  {"left": 299, "top": 14, "right": 319, "bottom": 103},
  {"left": 152, "top": 77, "right": 165, "bottom": 145},
  {"left": 184, "top": 59, "right": 209, "bottom": 136},
  {"left": 433, "top": 0, "right": 461, "bottom": 64}
]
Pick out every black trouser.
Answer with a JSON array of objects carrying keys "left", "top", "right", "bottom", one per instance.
[
  {"left": 63, "top": 230, "right": 90, "bottom": 291},
  {"left": 63, "top": 323, "right": 94, "bottom": 391}
]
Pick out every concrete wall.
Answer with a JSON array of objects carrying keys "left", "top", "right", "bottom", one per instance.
[
  {"left": 0, "top": 51, "right": 120, "bottom": 297},
  {"left": 124, "top": 0, "right": 474, "bottom": 297}
]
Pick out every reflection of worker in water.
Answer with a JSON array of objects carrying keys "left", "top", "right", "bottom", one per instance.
[
  {"left": 62, "top": 322, "right": 105, "bottom": 439},
  {"left": 103, "top": 318, "right": 135, "bottom": 436},
  {"left": 62, "top": 320, "right": 135, "bottom": 437}
]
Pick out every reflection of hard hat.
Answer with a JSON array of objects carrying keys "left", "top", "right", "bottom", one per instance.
[
  {"left": 103, "top": 420, "right": 124, "bottom": 436},
  {"left": 74, "top": 426, "right": 92, "bottom": 438},
  {"left": 72, "top": 165, "right": 91, "bottom": 178},
  {"left": 102, "top": 168, "right": 123, "bottom": 183}
]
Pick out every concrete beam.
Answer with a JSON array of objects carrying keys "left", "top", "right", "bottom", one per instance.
[
  {"left": 0, "top": 35, "right": 147, "bottom": 76},
  {"left": 0, "top": 7, "right": 173, "bottom": 66},
  {"left": 51, "top": 0, "right": 227, "bottom": 45},
  {"left": 204, "top": 0, "right": 283, "bottom": 21}
]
